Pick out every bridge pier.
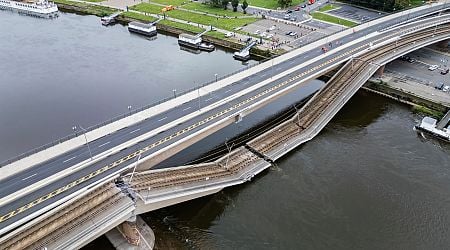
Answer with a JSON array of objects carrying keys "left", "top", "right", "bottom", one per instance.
[
  {"left": 375, "top": 65, "right": 385, "bottom": 77},
  {"left": 106, "top": 215, "right": 155, "bottom": 250}
]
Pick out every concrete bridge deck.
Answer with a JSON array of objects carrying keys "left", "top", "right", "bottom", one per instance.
[
  {"left": 248, "top": 23, "right": 450, "bottom": 161},
  {"left": 2, "top": 2, "right": 450, "bottom": 247}
]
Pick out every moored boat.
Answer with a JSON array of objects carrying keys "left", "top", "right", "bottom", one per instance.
[
  {"left": 0, "top": 0, "right": 58, "bottom": 17},
  {"left": 127, "top": 21, "right": 157, "bottom": 37}
]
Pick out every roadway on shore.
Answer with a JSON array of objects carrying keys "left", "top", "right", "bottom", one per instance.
[{"left": 0, "top": 4, "right": 448, "bottom": 233}]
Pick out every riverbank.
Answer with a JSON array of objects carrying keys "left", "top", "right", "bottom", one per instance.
[
  {"left": 53, "top": 0, "right": 278, "bottom": 59},
  {"left": 364, "top": 79, "right": 448, "bottom": 119}
]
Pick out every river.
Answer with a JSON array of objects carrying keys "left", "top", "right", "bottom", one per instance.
[{"left": 1, "top": 11, "right": 450, "bottom": 250}]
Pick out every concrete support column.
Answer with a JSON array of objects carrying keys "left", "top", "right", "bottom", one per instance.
[
  {"left": 375, "top": 65, "right": 385, "bottom": 77},
  {"left": 106, "top": 215, "right": 155, "bottom": 250}
]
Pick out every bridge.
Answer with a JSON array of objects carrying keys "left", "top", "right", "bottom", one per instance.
[{"left": 1, "top": 2, "right": 450, "bottom": 249}]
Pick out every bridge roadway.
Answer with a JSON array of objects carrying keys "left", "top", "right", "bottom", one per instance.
[
  {"left": 0, "top": 3, "right": 449, "bottom": 234},
  {"left": 2, "top": 13, "right": 450, "bottom": 250}
]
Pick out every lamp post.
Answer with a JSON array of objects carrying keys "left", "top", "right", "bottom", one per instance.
[
  {"left": 72, "top": 125, "right": 93, "bottom": 160},
  {"left": 214, "top": 73, "right": 218, "bottom": 82},
  {"left": 197, "top": 82, "right": 201, "bottom": 111},
  {"left": 127, "top": 105, "right": 132, "bottom": 115},
  {"left": 172, "top": 89, "right": 177, "bottom": 98}
]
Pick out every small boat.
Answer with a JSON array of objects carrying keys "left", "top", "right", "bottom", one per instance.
[
  {"left": 199, "top": 42, "right": 215, "bottom": 52},
  {"left": 233, "top": 50, "right": 250, "bottom": 61},
  {"left": 128, "top": 21, "right": 157, "bottom": 37}
]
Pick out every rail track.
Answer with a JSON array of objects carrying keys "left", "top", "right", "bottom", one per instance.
[{"left": 250, "top": 24, "right": 450, "bottom": 155}]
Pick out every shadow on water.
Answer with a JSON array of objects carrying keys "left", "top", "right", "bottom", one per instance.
[{"left": 142, "top": 170, "right": 271, "bottom": 249}]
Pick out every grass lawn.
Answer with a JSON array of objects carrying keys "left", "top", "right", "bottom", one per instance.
[
  {"left": 121, "top": 11, "right": 157, "bottom": 22},
  {"left": 132, "top": 3, "right": 258, "bottom": 31},
  {"left": 150, "top": 0, "right": 188, "bottom": 6},
  {"left": 246, "top": 0, "right": 302, "bottom": 10},
  {"left": 159, "top": 19, "right": 205, "bottom": 33},
  {"left": 183, "top": 2, "right": 247, "bottom": 17},
  {"left": 318, "top": 4, "right": 339, "bottom": 12},
  {"left": 53, "top": 0, "right": 115, "bottom": 16},
  {"left": 312, "top": 12, "right": 357, "bottom": 27}
]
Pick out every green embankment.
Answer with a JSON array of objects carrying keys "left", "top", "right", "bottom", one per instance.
[
  {"left": 246, "top": 0, "right": 302, "bottom": 9},
  {"left": 131, "top": 3, "right": 258, "bottom": 31},
  {"left": 54, "top": 0, "right": 115, "bottom": 16},
  {"left": 311, "top": 12, "right": 357, "bottom": 27},
  {"left": 318, "top": 4, "right": 338, "bottom": 12},
  {"left": 182, "top": 2, "right": 247, "bottom": 17},
  {"left": 412, "top": 105, "right": 444, "bottom": 119},
  {"left": 121, "top": 12, "right": 158, "bottom": 22}
]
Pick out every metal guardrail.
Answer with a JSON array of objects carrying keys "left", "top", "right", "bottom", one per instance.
[{"left": 1, "top": 3, "right": 446, "bottom": 167}]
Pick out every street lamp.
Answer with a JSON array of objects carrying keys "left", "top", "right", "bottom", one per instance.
[
  {"left": 172, "top": 89, "right": 177, "bottom": 98},
  {"left": 72, "top": 125, "right": 93, "bottom": 160},
  {"left": 214, "top": 73, "right": 218, "bottom": 82},
  {"left": 127, "top": 105, "right": 132, "bottom": 114}
]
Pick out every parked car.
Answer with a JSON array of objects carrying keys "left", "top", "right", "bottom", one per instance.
[
  {"left": 301, "top": 4, "right": 307, "bottom": 8},
  {"left": 284, "top": 14, "right": 291, "bottom": 20},
  {"left": 407, "top": 58, "right": 415, "bottom": 63},
  {"left": 261, "top": 32, "right": 267, "bottom": 38},
  {"left": 285, "top": 31, "right": 293, "bottom": 35},
  {"left": 225, "top": 32, "right": 234, "bottom": 38},
  {"left": 289, "top": 32, "right": 297, "bottom": 36},
  {"left": 428, "top": 64, "right": 439, "bottom": 71},
  {"left": 443, "top": 85, "right": 450, "bottom": 92},
  {"left": 441, "top": 68, "right": 449, "bottom": 75},
  {"left": 254, "top": 30, "right": 261, "bottom": 35},
  {"left": 269, "top": 25, "right": 276, "bottom": 31},
  {"left": 266, "top": 34, "right": 274, "bottom": 39},
  {"left": 435, "top": 82, "right": 444, "bottom": 90},
  {"left": 286, "top": 9, "right": 293, "bottom": 13},
  {"left": 295, "top": 6, "right": 300, "bottom": 11},
  {"left": 290, "top": 17, "right": 297, "bottom": 21}
]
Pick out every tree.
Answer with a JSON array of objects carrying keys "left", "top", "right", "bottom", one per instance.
[
  {"left": 231, "top": 0, "right": 239, "bottom": 12},
  {"left": 221, "top": 0, "right": 228, "bottom": 9},
  {"left": 277, "top": 0, "right": 292, "bottom": 8},
  {"left": 209, "top": 0, "right": 221, "bottom": 7},
  {"left": 242, "top": 0, "right": 248, "bottom": 14}
]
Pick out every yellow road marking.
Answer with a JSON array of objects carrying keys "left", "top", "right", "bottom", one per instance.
[{"left": 0, "top": 42, "right": 374, "bottom": 224}]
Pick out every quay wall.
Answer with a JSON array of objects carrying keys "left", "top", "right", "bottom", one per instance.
[{"left": 56, "top": 3, "right": 273, "bottom": 59}]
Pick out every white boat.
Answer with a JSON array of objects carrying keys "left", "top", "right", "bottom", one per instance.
[
  {"left": 199, "top": 42, "right": 215, "bottom": 52},
  {"left": 127, "top": 21, "right": 157, "bottom": 37},
  {"left": 101, "top": 12, "right": 120, "bottom": 26},
  {"left": 0, "top": 0, "right": 58, "bottom": 17}
]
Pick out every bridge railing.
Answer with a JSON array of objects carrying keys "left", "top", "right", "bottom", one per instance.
[
  {"left": 1, "top": 2, "right": 446, "bottom": 167},
  {"left": 0, "top": 59, "right": 273, "bottom": 168}
]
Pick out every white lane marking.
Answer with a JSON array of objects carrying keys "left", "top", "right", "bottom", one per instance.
[
  {"left": 158, "top": 116, "right": 168, "bottom": 122},
  {"left": 63, "top": 156, "right": 76, "bottom": 163},
  {"left": 98, "top": 141, "right": 111, "bottom": 148},
  {"left": 183, "top": 106, "right": 192, "bottom": 111},
  {"left": 130, "top": 128, "right": 141, "bottom": 134},
  {"left": 225, "top": 89, "right": 233, "bottom": 93},
  {"left": 260, "top": 74, "right": 266, "bottom": 78},
  {"left": 22, "top": 173, "right": 37, "bottom": 181},
  {"left": 205, "top": 97, "right": 213, "bottom": 102}
]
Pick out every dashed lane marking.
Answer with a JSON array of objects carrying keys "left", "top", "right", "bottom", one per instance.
[
  {"left": 62, "top": 156, "right": 76, "bottom": 163},
  {"left": 0, "top": 40, "right": 372, "bottom": 224},
  {"left": 22, "top": 173, "right": 37, "bottom": 181},
  {"left": 98, "top": 141, "right": 111, "bottom": 148}
]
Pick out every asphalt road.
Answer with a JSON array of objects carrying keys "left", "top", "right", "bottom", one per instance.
[{"left": 0, "top": 4, "right": 448, "bottom": 233}]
